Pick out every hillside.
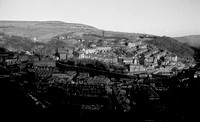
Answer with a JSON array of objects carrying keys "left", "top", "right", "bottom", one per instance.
[
  {"left": 174, "top": 35, "right": 200, "bottom": 48},
  {"left": 145, "top": 36, "right": 195, "bottom": 58},
  {"left": 0, "top": 21, "right": 195, "bottom": 58},
  {"left": 0, "top": 21, "right": 97, "bottom": 42}
]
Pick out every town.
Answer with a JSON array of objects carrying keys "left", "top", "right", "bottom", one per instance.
[{"left": 0, "top": 33, "right": 200, "bottom": 121}]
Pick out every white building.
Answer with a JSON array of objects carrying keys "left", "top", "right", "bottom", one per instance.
[
  {"left": 171, "top": 54, "right": 178, "bottom": 62},
  {"left": 145, "top": 57, "right": 154, "bottom": 64},
  {"left": 133, "top": 58, "right": 138, "bottom": 65},
  {"left": 139, "top": 44, "right": 147, "bottom": 49},
  {"left": 135, "top": 48, "right": 147, "bottom": 56},
  {"left": 154, "top": 50, "right": 167, "bottom": 60},
  {"left": 5, "top": 58, "right": 18, "bottom": 65},
  {"left": 123, "top": 57, "right": 133, "bottom": 64},
  {"left": 165, "top": 53, "right": 178, "bottom": 62},
  {"left": 96, "top": 47, "right": 112, "bottom": 52},
  {"left": 128, "top": 41, "right": 142, "bottom": 48},
  {"left": 84, "top": 48, "right": 96, "bottom": 54},
  {"left": 130, "top": 64, "right": 146, "bottom": 72}
]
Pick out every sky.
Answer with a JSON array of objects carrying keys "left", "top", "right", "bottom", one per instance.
[{"left": 0, "top": 0, "right": 200, "bottom": 37}]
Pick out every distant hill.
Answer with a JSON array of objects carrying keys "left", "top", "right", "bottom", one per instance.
[
  {"left": 145, "top": 36, "right": 195, "bottom": 58},
  {"left": 174, "top": 35, "right": 200, "bottom": 48},
  {"left": 0, "top": 21, "right": 150, "bottom": 41},
  {"left": 0, "top": 21, "right": 97, "bottom": 42},
  {"left": 0, "top": 20, "right": 195, "bottom": 58}
]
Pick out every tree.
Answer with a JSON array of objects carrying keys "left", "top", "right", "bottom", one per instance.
[
  {"left": 126, "top": 51, "right": 136, "bottom": 57},
  {"left": 171, "top": 67, "right": 178, "bottom": 74},
  {"left": 97, "top": 39, "right": 103, "bottom": 46},
  {"left": 67, "top": 59, "right": 75, "bottom": 66},
  {"left": 114, "top": 48, "right": 126, "bottom": 56},
  {"left": 73, "top": 51, "right": 79, "bottom": 58}
]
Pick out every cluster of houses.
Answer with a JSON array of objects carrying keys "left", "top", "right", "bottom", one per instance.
[
  {"left": 55, "top": 35, "right": 185, "bottom": 75},
  {"left": 125, "top": 40, "right": 181, "bottom": 74},
  {"left": 0, "top": 47, "right": 31, "bottom": 69}
]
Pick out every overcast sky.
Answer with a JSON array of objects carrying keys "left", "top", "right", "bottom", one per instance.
[{"left": 0, "top": 0, "right": 200, "bottom": 37}]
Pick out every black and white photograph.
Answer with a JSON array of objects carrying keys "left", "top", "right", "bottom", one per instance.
[{"left": 0, "top": 0, "right": 200, "bottom": 121}]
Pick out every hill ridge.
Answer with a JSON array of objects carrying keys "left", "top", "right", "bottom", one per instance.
[{"left": 174, "top": 35, "right": 200, "bottom": 48}]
